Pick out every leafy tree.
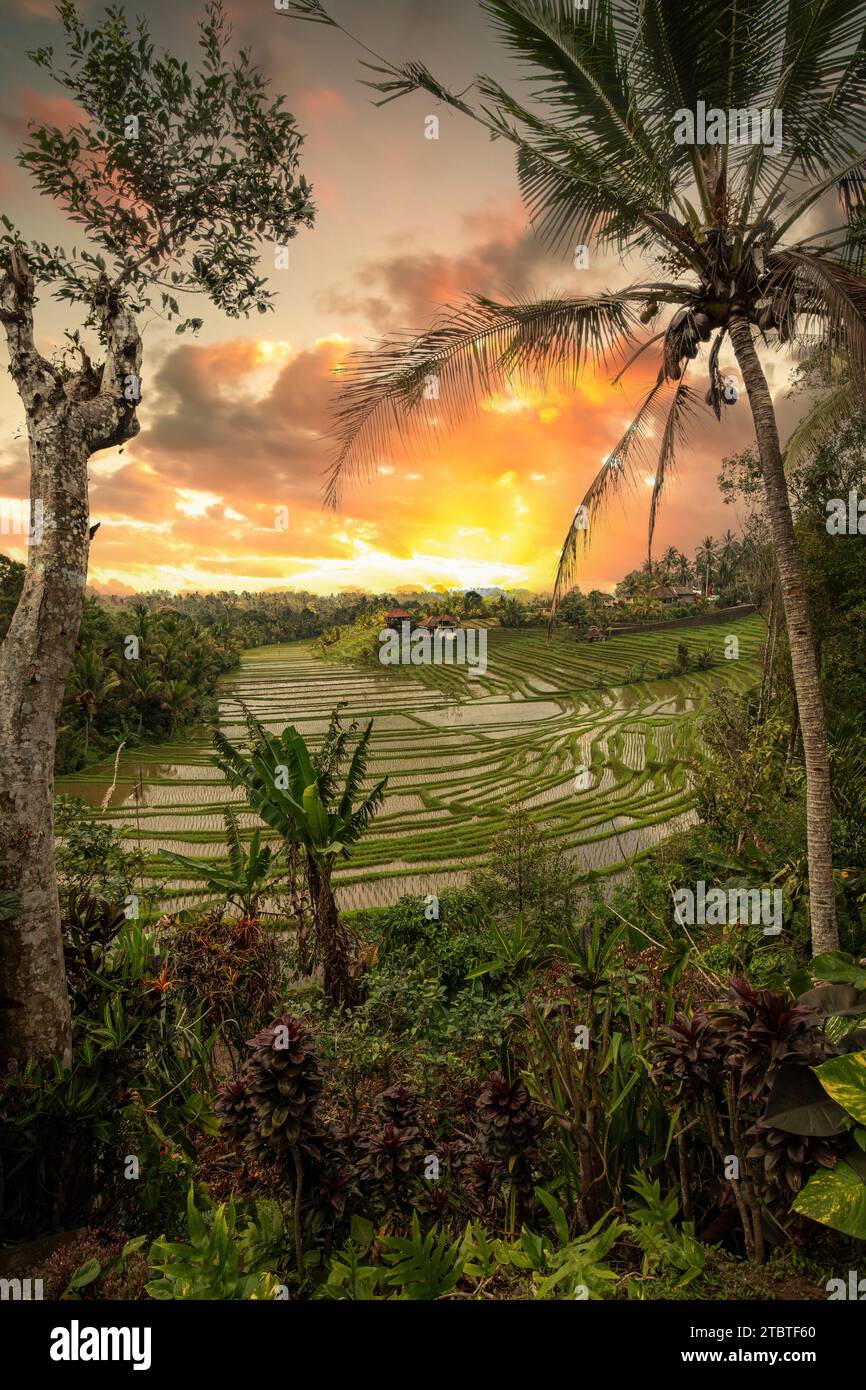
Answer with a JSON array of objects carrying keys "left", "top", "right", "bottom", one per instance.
[
  {"left": 286, "top": 0, "right": 866, "bottom": 956},
  {"left": 499, "top": 596, "right": 526, "bottom": 628},
  {"left": 555, "top": 587, "right": 591, "bottom": 628},
  {"left": 476, "top": 805, "right": 577, "bottom": 933},
  {"left": 0, "top": 1, "right": 315, "bottom": 1065}
]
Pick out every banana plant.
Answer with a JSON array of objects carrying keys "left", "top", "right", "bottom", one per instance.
[
  {"left": 212, "top": 706, "right": 387, "bottom": 1004},
  {"left": 159, "top": 810, "right": 275, "bottom": 920}
]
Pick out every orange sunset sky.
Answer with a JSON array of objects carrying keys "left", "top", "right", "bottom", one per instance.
[{"left": 0, "top": 0, "right": 814, "bottom": 597}]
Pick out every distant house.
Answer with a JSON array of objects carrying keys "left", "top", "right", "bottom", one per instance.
[
  {"left": 385, "top": 607, "right": 413, "bottom": 631},
  {"left": 419, "top": 613, "right": 461, "bottom": 631},
  {"left": 650, "top": 585, "right": 700, "bottom": 606}
]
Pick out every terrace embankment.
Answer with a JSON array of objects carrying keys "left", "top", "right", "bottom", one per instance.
[{"left": 58, "top": 618, "right": 764, "bottom": 909}]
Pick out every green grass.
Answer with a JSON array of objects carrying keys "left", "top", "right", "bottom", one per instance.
[{"left": 57, "top": 618, "right": 764, "bottom": 910}]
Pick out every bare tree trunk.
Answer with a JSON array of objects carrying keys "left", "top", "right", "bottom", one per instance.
[
  {"left": 729, "top": 317, "right": 838, "bottom": 955},
  {"left": 0, "top": 251, "right": 141, "bottom": 1065}
]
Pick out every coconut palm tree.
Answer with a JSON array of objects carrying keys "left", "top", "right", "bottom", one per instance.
[
  {"left": 125, "top": 668, "right": 166, "bottom": 738},
  {"left": 161, "top": 678, "right": 196, "bottom": 736},
  {"left": 695, "top": 536, "right": 718, "bottom": 597},
  {"left": 673, "top": 551, "right": 695, "bottom": 586},
  {"left": 66, "top": 649, "right": 120, "bottom": 759},
  {"left": 286, "top": 0, "right": 866, "bottom": 952},
  {"left": 718, "top": 529, "right": 742, "bottom": 587},
  {"left": 660, "top": 545, "right": 680, "bottom": 580}
]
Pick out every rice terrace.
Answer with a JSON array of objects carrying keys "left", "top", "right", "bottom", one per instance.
[{"left": 60, "top": 616, "right": 763, "bottom": 910}]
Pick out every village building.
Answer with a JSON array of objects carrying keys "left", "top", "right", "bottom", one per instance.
[
  {"left": 418, "top": 613, "right": 461, "bottom": 631},
  {"left": 385, "top": 607, "right": 413, "bottom": 631},
  {"left": 650, "top": 584, "right": 701, "bottom": 606}
]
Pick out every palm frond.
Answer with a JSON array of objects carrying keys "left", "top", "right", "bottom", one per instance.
[
  {"left": 549, "top": 372, "right": 669, "bottom": 619},
  {"left": 647, "top": 379, "right": 703, "bottom": 559},
  {"left": 277, "top": 0, "right": 338, "bottom": 25},
  {"left": 337, "top": 720, "right": 374, "bottom": 819},
  {"left": 223, "top": 808, "right": 244, "bottom": 881},
  {"left": 768, "top": 249, "right": 866, "bottom": 401},
  {"left": 478, "top": 0, "right": 674, "bottom": 202},
  {"left": 327, "top": 292, "right": 637, "bottom": 507},
  {"left": 784, "top": 375, "right": 859, "bottom": 473}
]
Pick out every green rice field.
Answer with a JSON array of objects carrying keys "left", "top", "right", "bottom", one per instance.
[{"left": 58, "top": 617, "right": 765, "bottom": 910}]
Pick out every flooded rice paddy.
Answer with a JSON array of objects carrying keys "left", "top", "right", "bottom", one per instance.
[{"left": 58, "top": 618, "right": 763, "bottom": 910}]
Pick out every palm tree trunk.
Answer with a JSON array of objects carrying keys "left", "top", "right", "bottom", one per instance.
[{"left": 729, "top": 318, "right": 837, "bottom": 955}]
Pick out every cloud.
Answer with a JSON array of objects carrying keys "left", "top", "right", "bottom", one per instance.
[
  {"left": 316, "top": 202, "right": 580, "bottom": 332},
  {"left": 0, "top": 88, "right": 83, "bottom": 147}
]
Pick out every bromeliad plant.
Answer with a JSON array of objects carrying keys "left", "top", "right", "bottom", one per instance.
[
  {"left": 213, "top": 705, "right": 387, "bottom": 1005},
  {"left": 216, "top": 1012, "right": 324, "bottom": 1275}
]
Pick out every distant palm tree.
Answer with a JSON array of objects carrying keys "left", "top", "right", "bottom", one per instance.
[
  {"left": 500, "top": 596, "right": 525, "bottom": 627},
  {"left": 67, "top": 649, "right": 120, "bottom": 758},
  {"left": 161, "top": 678, "right": 196, "bottom": 735},
  {"left": 660, "top": 545, "right": 680, "bottom": 580},
  {"left": 718, "top": 529, "right": 742, "bottom": 587},
  {"left": 673, "top": 552, "right": 694, "bottom": 586},
  {"left": 287, "top": 0, "right": 866, "bottom": 953},
  {"left": 125, "top": 668, "right": 165, "bottom": 737},
  {"left": 695, "top": 537, "right": 717, "bottom": 597}
]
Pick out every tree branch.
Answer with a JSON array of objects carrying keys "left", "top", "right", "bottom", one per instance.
[
  {"left": 0, "top": 247, "right": 63, "bottom": 416},
  {"left": 77, "top": 274, "right": 143, "bottom": 452}
]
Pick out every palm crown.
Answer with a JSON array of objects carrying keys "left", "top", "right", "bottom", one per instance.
[{"left": 289, "top": 0, "right": 866, "bottom": 594}]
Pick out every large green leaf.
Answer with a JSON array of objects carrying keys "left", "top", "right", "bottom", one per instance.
[
  {"left": 815, "top": 1050, "right": 866, "bottom": 1126},
  {"left": 792, "top": 1161, "right": 866, "bottom": 1239},
  {"left": 302, "top": 783, "right": 331, "bottom": 848},
  {"left": 811, "top": 952, "right": 866, "bottom": 990}
]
